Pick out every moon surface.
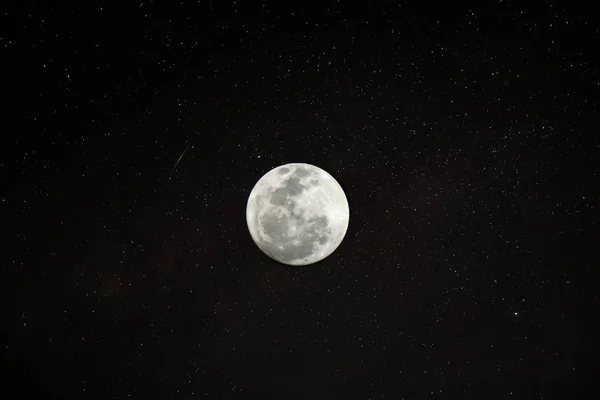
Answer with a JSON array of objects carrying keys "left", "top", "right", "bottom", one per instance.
[{"left": 246, "top": 163, "right": 350, "bottom": 265}]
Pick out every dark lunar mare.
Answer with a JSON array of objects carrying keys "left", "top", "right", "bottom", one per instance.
[{"left": 258, "top": 167, "right": 332, "bottom": 263}]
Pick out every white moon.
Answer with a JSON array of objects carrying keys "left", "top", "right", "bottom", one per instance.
[{"left": 246, "top": 163, "right": 350, "bottom": 266}]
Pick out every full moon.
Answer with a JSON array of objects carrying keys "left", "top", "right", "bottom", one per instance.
[{"left": 246, "top": 163, "right": 350, "bottom": 265}]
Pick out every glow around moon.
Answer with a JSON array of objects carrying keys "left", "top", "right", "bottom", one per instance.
[{"left": 246, "top": 163, "right": 350, "bottom": 265}]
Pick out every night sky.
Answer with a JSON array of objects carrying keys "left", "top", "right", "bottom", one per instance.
[{"left": 2, "top": 1, "right": 598, "bottom": 398}]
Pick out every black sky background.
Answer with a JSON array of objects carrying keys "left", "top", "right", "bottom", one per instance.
[{"left": 1, "top": 1, "right": 598, "bottom": 398}]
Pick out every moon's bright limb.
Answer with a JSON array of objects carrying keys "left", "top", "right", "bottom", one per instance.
[{"left": 246, "top": 163, "right": 350, "bottom": 265}]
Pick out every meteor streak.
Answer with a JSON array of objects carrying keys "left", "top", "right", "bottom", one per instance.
[{"left": 171, "top": 142, "right": 191, "bottom": 172}]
